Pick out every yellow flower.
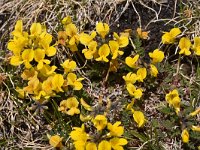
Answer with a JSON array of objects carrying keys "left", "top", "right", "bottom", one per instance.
[
  {"left": 62, "top": 16, "right": 72, "bottom": 25},
  {"left": 181, "top": 129, "right": 189, "bottom": 143},
  {"left": 34, "top": 49, "right": 50, "bottom": 70},
  {"left": 67, "top": 73, "right": 84, "bottom": 90},
  {"left": 80, "top": 98, "right": 92, "bottom": 111},
  {"left": 30, "top": 23, "right": 42, "bottom": 36},
  {"left": 192, "top": 37, "right": 200, "bottom": 55},
  {"left": 61, "top": 59, "right": 76, "bottom": 73},
  {"left": 21, "top": 68, "right": 37, "bottom": 80},
  {"left": 70, "top": 124, "right": 88, "bottom": 149},
  {"left": 80, "top": 114, "right": 92, "bottom": 122},
  {"left": 125, "top": 54, "right": 139, "bottom": 68},
  {"left": 10, "top": 56, "right": 23, "bottom": 66},
  {"left": 52, "top": 74, "right": 64, "bottom": 92},
  {"left": 136, "top": 68, "right": 147, "bottom": 82},
  {"left": 191, "top": 126, "right": 200, "bottom": 132},
  {"left": 150, "top": 64, "right": 158, "bottom": 77},
  {"left": 162, "top": 28, "right": 181, "bottom": 44},
  {"left": 110, "top": 138, "right": 128, "bottom": 150},
  {"left": 165, "top": 89, "right": 181, "bottom": 113},
  {"left": 133, "top": 111, "right": 145, "bottom": 127},
  {"left": 16, "top": 87, "right": 26, "bottom": 99},
  {"left": 79, "top": 31, "right": 96, "bottom": 46},
  {"left": 23, "top": 75, "right": 40, "bottom": 94},
  {"left": 107, "top": 121, "right": 124, "bottom": 137},
  {"left": 39, "top": 33, "right": 57, "bottom": 57},
  {"left": 82, "top": 41, "right": 97, "bottom": 59},
  {"left": 179, "top": 37, "right": 191, "bottom": 55},
  {"left": 113, "top": 32, "right": 129, "bottom": 48},
  {"left": 189, "top": 107, "right": 200, "bottom": 116},
  {"left": 96, "top": 22, "right": 109, "bottom": 39},
  {"left": 58, "top": 31, "right": 67, "bottom": 45},
  {"left": 40, "top": 64, "right": 57, "bottom": 77},
  {"left": 65, "top": 23, "right": 79, "bottom": 52},
  {"left": 149, "top": 49, "right": 164, "bottom": 64},
  {"left": 58, "top": 97, "right": 80, "bottom": 116},
  {"left": 49, "top": 135, "right": 63, "bottom": 148},
  {"left": 92, "top": 115, "right": 107, "bottom": 131},
  {"left": 12, "top": 20, "right": 23, "bottom": 37},
  {"left": 136, "top": 27, "right": 149, "bottom": 39},
  {"left": 96, "top": 44, "right": 110, "bottom": 62},
  {"left": 98, "top": 140, "right": 111, "bottom": 150},
  {"left": 42, "top": 76, "right": 54, "bottom": 96},
  {"left": 22, "top": 49, "right": 34, "bottom": 68},
  {"left": 109, "top": 40, "right": 124, "bottom": 59},
  {"left": 126, "top": 83, "right": 143, "bottom": 99},
  {"left": 86, "top": 142, "right": 97, "bottom": 150},
  {"left": 123, "top": 72, "right": 137, "bottom": 85}
]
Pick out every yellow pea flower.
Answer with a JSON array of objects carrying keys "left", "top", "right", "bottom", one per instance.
[
  {"left": 123, "top": 72, "right": 137, "bottom": 85},
  {"left": 58, "top": 31, "right": 67, "bottom": 45},
  {"left": 16, "top": 87, "right": 26, "bottom": 99},
  {"left": 62, "top": 16, "right": 72, "bottom": 25},
  {"left": 179, "top": 37, "right": 191, "bottom": 55},
  {"left": 149, "top": 49, "right": 164, "bottom": 64},
  {"left": 61, "top": 59, "right": 76, "bottom": 73},
  {"left": 21, "top": 68, "right": 37, "bottom": 80},
  {"left": 109, "top": 40, "right": 124, "bottom": 59},
  {"left": 34, "top": 49, "right": 50, "bottom": 70},
  {"left": 125, "top": 54, "right": 139, "bottom": 68},
  {"left": 165, "top": 89, "right": 181, "bottom": 114},
  {"left": 113, "top": 32, "right": 129, "bottom": 48},
  {"left": 65, "top": 23, "right": 79, "bottom": 51},
  {"left": 39, "top": 32, "right": 57, "bottom": 57},
  {"left": 80, "top": 98, "right": 92, "bottom": 111},
  {"left": 192, "top": 37, "right": 200, "bottom": 55},
  {"left": 12, "top": 20, "right": 23, "bottom": 37},
  {"left": 98, "top": 140, "right": 111, "bottom": 150},
  {"left": 191, "top": 126, "right": 200, "bottom": 132},
  {"left": 67, "top": 73, "right": 84, "bottom": 90},
  {"left": 181, "top": 129, "right": 189, "bottom": 143},
  {"left": 86, "top": 142, "right": 97, "bottom": 150},
  {"left": 110, "top": 138, "right": 128, "bottom": 150},
  {"left": 10, "top": 56, "right": 23, "bottom": 66},
  {"left": 133, "top": 111, "right": 145, "bottom": 128},
  {"left": 42, "top": 76, "right": 54, "bottom": 96},
  {"left": 107, "top": 121, "right": 124, "bottom": 137},
  {"left": 30, "top": 23, "right": 42, "bottom": 36},
  {"left": 162, "top": 28, "right": 181, "bottom": 44},
  {"left": 96, "top": 44, "right": 110, "bottom": 62},
  {"left": 70, "top": 124, "right": 88, "bottom": 150},
  {"left": 92, "top": 115, "right": 107, "bottom": 131},
  {"left": 136, "top": 27, "right": 149, "bottom": 40},
  {"left": 189, "top": 107, "right": 200, "bottom": 116},
  {"left": 52, "top": 74, "right": 64, "bottom": 92},
  {"left": 40, "top": 64, "right": 57, "bottom": 77},
  {"left": 58, "top": 97, "right": 80, "bottom": 116},
  {"left": 96, "top": 22, "right": 109, "bottom": 39},
  {"left": 23, "top": 75, "right": 40, "bottom": 94},
  {"left": 49, "top": 135, "right": 63, "bottom": 148},
  {"left": 82, "top": 41, "right": 97, "bottom": 59},
  {"left": 79, "top": 31, "right": 96, "bottom": 46},
  {"left": 136, "top": 68, "right": 147, "bottom": 82},
  {"left": 80, "top": 114, "right": 92, "bottom": 122},
  {"left": 126, "top": 83, "right": 143, "bottom": 99},
  {"left": 21, "top": 49, "right": 34, "bottom": 68},
  {"left": 150, "top": 64, "right": 158, "bottom": 77}
]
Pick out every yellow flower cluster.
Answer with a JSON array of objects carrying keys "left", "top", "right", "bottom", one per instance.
[
  {"left": 162, "top": 27, "right": 200, "bottom": 56},
  {"left": 8, "top": 20, "right": 84, "bottom": 103},
  {"left": 165, "top": 90, "right": 200, "bottom": 143},
  {"left": 69, "top": 115, "right": 127, "bottom": 150}
]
